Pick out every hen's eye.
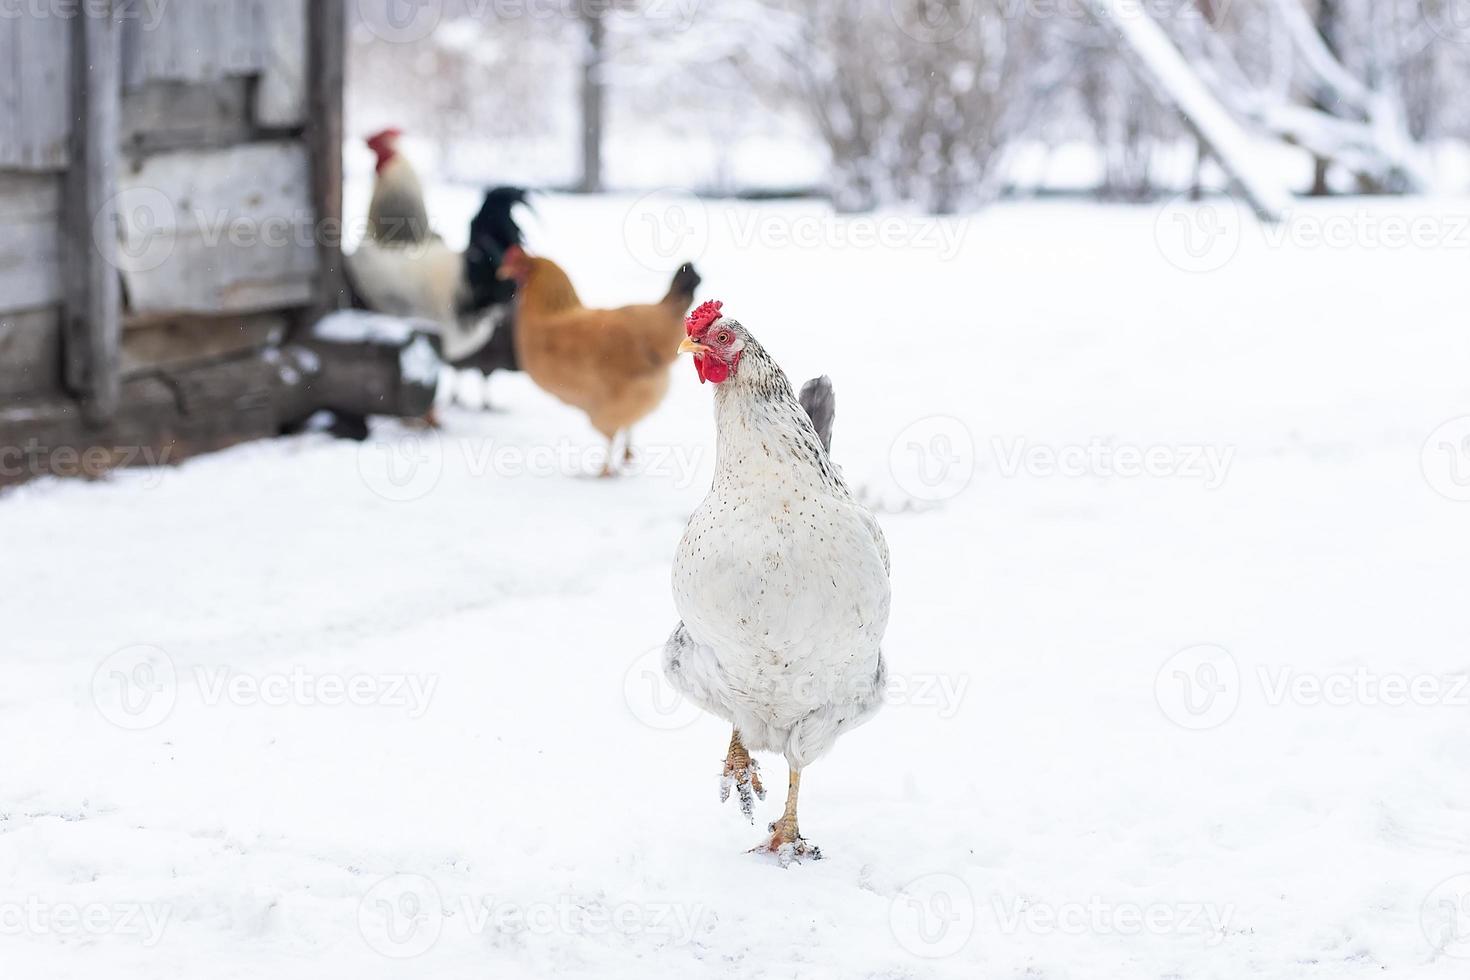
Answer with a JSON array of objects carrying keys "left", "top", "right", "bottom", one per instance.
[{"left": 717, "top": 332, "right": 731, "bottom": 344}]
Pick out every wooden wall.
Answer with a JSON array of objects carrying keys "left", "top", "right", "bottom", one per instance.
[
  {"left": 0, "top": 13, "right": 70, "bottom": 399},
  {"left": 0, "top": 0, "right": 319, "bottom": 407},
  {"left": 0, "top": 16, "right": 71, "bottom": 171}
]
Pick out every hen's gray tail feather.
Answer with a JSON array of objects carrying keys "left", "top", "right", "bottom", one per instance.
[{"left": 799, "top": 376, "right": 836, "bottom": 453}]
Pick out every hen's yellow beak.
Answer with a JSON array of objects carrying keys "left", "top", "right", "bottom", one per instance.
[{"left": 678, "top": 338, "right": 710, "bottom": 355}]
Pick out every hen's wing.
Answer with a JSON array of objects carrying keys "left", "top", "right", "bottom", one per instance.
[{"left": 798, "top": 376, "right": 836, "bottom": 453}]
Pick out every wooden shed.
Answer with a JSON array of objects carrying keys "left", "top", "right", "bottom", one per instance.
[{"left": 0, "top": 0, "right": 433, "bottom": 487}]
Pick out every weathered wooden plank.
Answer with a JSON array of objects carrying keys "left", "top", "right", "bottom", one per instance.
[
  {"left": 0, "top": 173, "right": 63, "bottom": 313},
  {"left": 120, "top": 313, "right": 287, "bottom": 376},
  {"left": 0, "top": 308, "right": 62, "bottom": 397},
  {"left": 0, "top": 15, "right": 72, "bottom": 171},
  {"left": 121, "top": 0, "right": 269, "bottom": 89},
  {"left": 0, "top": 21, "right": 17, "bottom": 164},
  {"left": 0, "top": 325, "right": 441, "bottom": 488},
  {"left": 121, "top": 77, "right": 255, "bottom": 155},
  {"left": 255, "top": 0, "right": 308, "bottom": 128},
  {"left": 115, "top": 141, "right": 320, "bottom": 317},
  {"left": 0, "top": 171, "right": 61, "bottom": 220},
  {"left": 308, "top": 0, "right": 348, "bottom": 316},
  {"left": 62, "top": 7, "right": 123, "bottom": 423}
]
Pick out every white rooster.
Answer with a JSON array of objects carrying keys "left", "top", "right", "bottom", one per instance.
[
  {"left": 346, "top": 129, "right": 498, "bottom": 363},
  {"left": 664, "top": 300, "right": 891, "bottom": 862}
]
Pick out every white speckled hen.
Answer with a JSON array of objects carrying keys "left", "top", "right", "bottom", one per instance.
[{"left": 665, "top": 301, "right": 891, "bottom": 862}]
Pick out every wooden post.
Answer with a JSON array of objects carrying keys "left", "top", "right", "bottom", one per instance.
[
  {"left": 62, "top": 2, "right": 122, "bottom": 424},
  {"left": 308, "top": 0, "right": 348, "bottom": 318},
  {"left": 577, "top": 8, "right": 606, "bottom": 194}
]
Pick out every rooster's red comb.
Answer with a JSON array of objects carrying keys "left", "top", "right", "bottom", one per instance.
[
  {"left": 686, "top": 300, "right": 724, "bottom": 337},
  {"left": 366, "top": 128, "right": 401, "bottom": 150}
]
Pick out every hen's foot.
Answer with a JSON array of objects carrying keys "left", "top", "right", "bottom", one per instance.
[
  {"left": 599, "top": 444, "right": 622, "bottom": 478},
  {"left": 720, "top": 733, "right": 765, "bottom": 822},
  {"left": 749, "top": 819, "right": 821, "bottom": 866}
]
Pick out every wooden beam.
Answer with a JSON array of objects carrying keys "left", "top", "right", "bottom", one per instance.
[
  {"left": 0, "top": 323, "right": 442, "bottom": 489},
  {"left": 62, "top": 2, "right": 123, "bottom": 423},
  {"left": 307, "top": 0, "right": 348, "bottom": 318}
]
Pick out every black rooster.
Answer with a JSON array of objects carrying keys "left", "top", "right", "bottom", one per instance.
[{"left": 454, "top": 187, "right": 530, "bottom": 378}]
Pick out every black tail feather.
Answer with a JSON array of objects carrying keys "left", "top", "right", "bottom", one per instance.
[
  {"left": 799, "top": 376, "right": 836, "bottom": 453},
  {"left": 461, "top": 186, "right": 529, "bottom": 314},
  {"left": 664, "top": 262, "right": 702, "bottom": 308}
]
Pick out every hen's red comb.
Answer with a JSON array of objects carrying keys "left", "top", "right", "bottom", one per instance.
[{"left": 686, "top": 300, "right": 724, "bottom": 336}]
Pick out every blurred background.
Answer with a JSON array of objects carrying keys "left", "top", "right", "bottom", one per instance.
[{"left": 346, "top": 0, "right": 1470, "bottom": 209}]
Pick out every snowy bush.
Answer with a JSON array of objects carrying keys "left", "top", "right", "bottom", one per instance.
[{"left": 725, "top": 0, "right": 1037, "bottom": 213}]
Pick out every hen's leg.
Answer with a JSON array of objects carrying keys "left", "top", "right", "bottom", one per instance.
[
  {"left": 406, "top": 407, "right": 441, "bottom": 430},
  {"left": 752, "top": 767, "right": 821, "bottom": 863},
  {"left": 721, "top": 728, "right": 765, "bottom": 821},
  {"left": 623, "top": 428, "right": 636, "bottom": 464},
  {"left": 598, "top": 431, "right": 620, "bottom": 478}
]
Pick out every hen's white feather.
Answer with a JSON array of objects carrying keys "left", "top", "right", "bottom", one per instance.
[{"left": 665, "top": 319, "right": 890, "bottom": 768}]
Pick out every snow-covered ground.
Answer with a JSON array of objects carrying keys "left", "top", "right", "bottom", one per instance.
[{"left": 6, "top": 191, "right": 1470, "bottom": 979}]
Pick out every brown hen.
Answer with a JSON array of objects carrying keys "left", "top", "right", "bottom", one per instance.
[{"left": 501, "top": 247, "right": 701, "bottom": 476}]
